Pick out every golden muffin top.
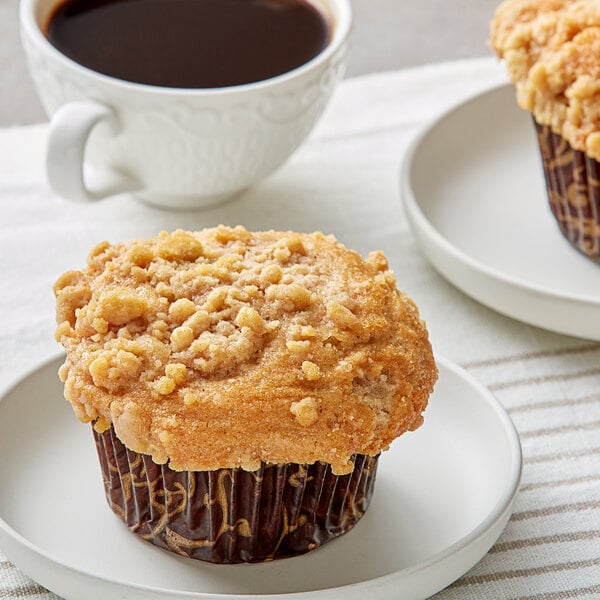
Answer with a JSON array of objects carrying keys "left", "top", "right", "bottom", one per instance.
[
  {"left": 54, "top": 226, "right": 437, "bottom": 475},
  {"left": 491, "top": 0, "right": 600, "bottom": 160}
]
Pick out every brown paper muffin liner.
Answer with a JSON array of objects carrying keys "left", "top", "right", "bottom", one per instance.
[
  {"left": 93, "top": 425, "right": 379, "bottom": 563},
  {"left": 534, "top": 121, "right": 600, "bottom": 263}
]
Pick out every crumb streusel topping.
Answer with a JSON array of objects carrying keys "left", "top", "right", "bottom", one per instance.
[
  {"left": 491, "top": 0, "right": 600, "bottom": 160},
  {"left": 54, "top": 226, "right": 437, "bottom": 475}
]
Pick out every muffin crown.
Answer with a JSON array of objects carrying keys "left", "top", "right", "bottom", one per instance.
[
  {"left": 491, "top": 0, "right": 600, "bottom": 160},
  {"left": 54, "top": 226, "right": 437, "bottom": 474}
]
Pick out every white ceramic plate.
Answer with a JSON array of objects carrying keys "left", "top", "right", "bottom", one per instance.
[
  {"left": 402, "top": 83, "right": 600, "bottom": 341},
  {"left": 0, "top": 355, "right": 521, "bottom": 600}
]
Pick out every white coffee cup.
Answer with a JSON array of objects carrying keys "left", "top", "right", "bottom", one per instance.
[{"left": 20, "top": 0, "right": 351, "bottom": 209}]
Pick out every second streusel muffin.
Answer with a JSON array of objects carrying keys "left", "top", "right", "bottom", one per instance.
[
  {"left": 491, "top": 0, "right": 600, "bottom": 263},
  {"left": 54, "top": 226, "right": 437, "bottom": 563}
]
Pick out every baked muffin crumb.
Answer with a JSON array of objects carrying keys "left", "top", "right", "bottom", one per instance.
[{"left": 290, "top": 397, "right": 319, "bottom": 427}]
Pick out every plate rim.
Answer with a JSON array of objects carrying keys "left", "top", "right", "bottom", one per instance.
[
  {"left": 0, "top": 354, "right": 522, "bottom": 599},
  {"left": 401, "top": 81, "right": 600, "bottom": 309}
]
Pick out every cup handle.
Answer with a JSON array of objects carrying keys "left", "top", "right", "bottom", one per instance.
[{"left": 46, "top": 100, "right": 142, "bottom": 202}]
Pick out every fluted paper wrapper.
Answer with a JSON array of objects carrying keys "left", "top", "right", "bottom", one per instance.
[
  {"left": 535, "top": 121, "right": 600, "bottom": 263},
  {"left": 93, "top": 426, "right": 378, "bottom": 563}
]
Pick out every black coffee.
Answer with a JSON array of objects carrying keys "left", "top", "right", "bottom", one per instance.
[{"left": 46, "top": 0, "right": 330, "bottom": 88}]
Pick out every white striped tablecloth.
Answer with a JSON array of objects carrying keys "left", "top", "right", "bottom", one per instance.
[{"left": 0, "top": 57, "right": 599, "bottom": 599}]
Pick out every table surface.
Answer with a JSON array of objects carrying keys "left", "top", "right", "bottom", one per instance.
[
  {"left": 1, "top": 0, "right": 500, "bottom": 125},
  {"left": 2, "top": 2, "right": 600, "bottom": 600}
]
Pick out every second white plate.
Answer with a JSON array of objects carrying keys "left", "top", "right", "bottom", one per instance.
[
  {"left": 0, "top": 355, "right": 521, "bottom": 600},
  {"left": 402, "top": 83, "right": 600, "bottom": 340}
]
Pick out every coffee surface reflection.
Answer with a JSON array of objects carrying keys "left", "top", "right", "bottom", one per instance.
[{"left": 46, "top": 0, "right": 330, "bottom": 88}]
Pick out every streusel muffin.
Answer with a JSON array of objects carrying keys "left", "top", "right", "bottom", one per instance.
[
  {"left": 491, "top": 0, "right": 600, "bottom": 262},
  {"left": 54, "top": 226, "right": 437, "bottom": 563}
]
